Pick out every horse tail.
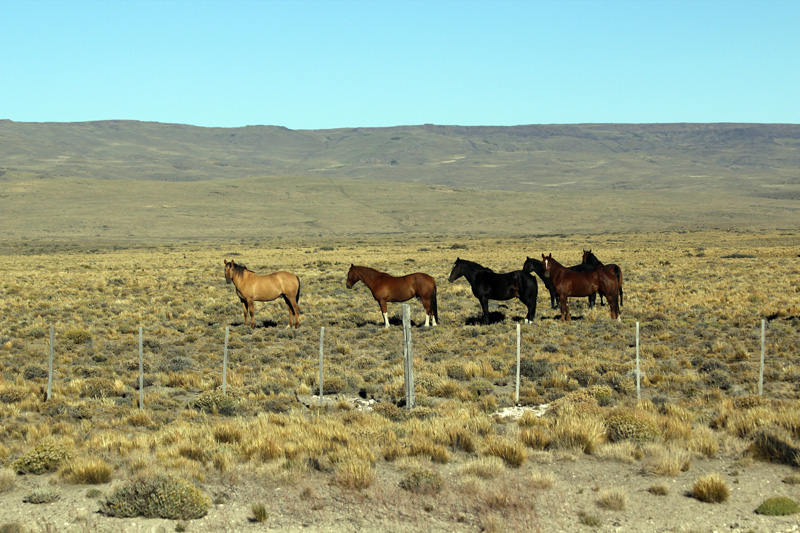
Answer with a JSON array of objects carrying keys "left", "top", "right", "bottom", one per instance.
[
  {"left": 295, "top": 275, "right": 301, "bottom": 303},
  {"left": 614, "top": 265, "right": 622, "bottom": 306}
]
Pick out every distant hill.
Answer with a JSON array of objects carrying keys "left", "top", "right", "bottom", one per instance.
[
  {"left": 1, "top": 120, "right": 798, "bottom": 244},
  {"left": 2, "top": 121, "right": 799, "bottom": 194}
]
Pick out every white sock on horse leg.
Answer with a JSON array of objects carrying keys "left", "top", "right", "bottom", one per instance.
[
  {"left": 383, "top": 312, "right": 390, "bottom": 328},
  {"left": 424, "top": 314, "right": 430, "bottom": 327}
]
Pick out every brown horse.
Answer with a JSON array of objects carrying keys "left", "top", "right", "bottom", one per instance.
[
  {"left": 582, "top": 250, "right": 624, "bottom": 307},
  {"left": 542, "top": 254, "right": 620, "bottom": 321},
  {"left": 224, "top": 259, "right": 301, "bottom": 328},
  {"left": 346, "top": 264, "right": 438, "bottom": 328}
]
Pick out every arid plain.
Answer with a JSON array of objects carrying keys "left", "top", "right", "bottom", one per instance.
[{"left": 1, "top": 122, "right": 799, "bottom": 532}]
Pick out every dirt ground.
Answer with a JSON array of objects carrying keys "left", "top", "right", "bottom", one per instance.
[{"left": 3, "top": 448, "right": 800, "bottom": 533}]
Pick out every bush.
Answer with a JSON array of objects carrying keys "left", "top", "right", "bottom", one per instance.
[
  {"left": 13, "top": 440, "right": 71, "bottom": 474},
  {"left": 755, "top": 496, "right": 800, "bottom": 516},
  {"left": 606, "top": 409, "right": 660, "bottom": 444},
  {"left": 399, "top": 469, "right": 442, "bottom": 495},
  {"left": 0, "top": 386, "right": 27, "bottom": 404},
  {"left": 64, "top": 328, "right": 92, "bottom": 345},
  {"left": 100, "top": 473, "right": 210, "bottom": 519},
  {"left": 751, "top": 428, "right": 800, "bottom": 467},
  {"left": 190, "top": 390, "right": 237, "bottom": 416},
  {"left": 23, "top": 488, "right": 60, "bottom": 504}
]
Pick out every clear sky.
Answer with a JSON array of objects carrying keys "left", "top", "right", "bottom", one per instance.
[{"left": 1, "top": 0, "right": 798, "bottom": 129}]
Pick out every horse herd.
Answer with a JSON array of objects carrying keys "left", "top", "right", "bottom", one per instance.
[{"left": 223, "top": 251, "right": 623, "bottom": 329}]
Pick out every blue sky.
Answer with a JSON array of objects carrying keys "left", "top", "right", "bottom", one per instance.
[{"left": 1, "top": 0, "right": 798, "bottom": 129}]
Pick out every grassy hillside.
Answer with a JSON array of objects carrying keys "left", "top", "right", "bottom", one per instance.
[{"left": 1, "top": 121, "right": 799, "bottom": 246}]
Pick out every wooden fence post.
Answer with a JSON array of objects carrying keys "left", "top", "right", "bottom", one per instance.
[{"left": 402, "top": 304, "right": 415, "bottom": 409}]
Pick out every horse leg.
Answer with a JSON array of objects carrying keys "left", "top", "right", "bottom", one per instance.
[
  {"left": 239, "top": 300, "right": 249, "bottom": 327},
  {"left": 379, "top": 301, "right": 390, "bottom": 328},
  {"left": 480, "top": 298, "right": 490, "bottom": 325},
  {"left": 281, "top": 294, "right": 296, "bottom": 329},
  {"left": 559, "top": 296, "right": 570, "bottom": 322},
  {"left": 246, "top": 299, "right": 256, "bottom": 328}
]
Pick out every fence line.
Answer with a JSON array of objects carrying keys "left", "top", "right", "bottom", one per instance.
[{"left": 38, "top": 318, "right": 773, "bottom": 407}]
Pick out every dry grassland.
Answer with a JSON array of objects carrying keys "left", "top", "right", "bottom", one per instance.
[{"left": 1, "top": 229, "right": 799, "bottom": 532}]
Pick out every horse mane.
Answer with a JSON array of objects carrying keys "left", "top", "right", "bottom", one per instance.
[
  {"left": 457, "top": 258, "right": 494, "bottom": 272},
  {"left": 230, "top": 261, "right": 252, "bottom": 275}
]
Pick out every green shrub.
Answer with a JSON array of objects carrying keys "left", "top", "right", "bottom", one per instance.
[
  {"left": 751, "top": 428, "right": 800, "bottom": 467},
  {"left": 81, "top": 378, "right": 123, "bottom": 399},
  {"left": 755, "top": 496, "right": 800, "bottom": 516},
  {"left": 0, "top": 387, "right": 27, "bottom": 404},
  {"left": 13, "top": 440, "right": 71, "bottom": 474},
  {"left": 100, "top": 473, "right": 210, "bottom": 520},
  {"left": 190, "top": 390, "right": 237, "bottom": 416},
  {"left": 606, "top": 409, "right": 660, "bottom": 444},
  {"left": 64, "top": 328, "right": 92, "bottom": 345},
  {"left": 399, "top": 469, "right": 442, "bottom": 495},
  {"left": 23, "top": 488, "right": 60, "bottom": 504}
]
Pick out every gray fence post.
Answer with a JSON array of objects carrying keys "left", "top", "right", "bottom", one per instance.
[
  {"left": 759, "top": 319, "right": 765, "bottom": 396},
  {"left": 138, "top": 326, "right": 144, "bottom": 409},
  {"left": 635, "top": 322, "right": 641, "bottom": 401},
  {"left": 222, "top": 326, "right": 229, "bottom": 395},
  {"left": 402, "top": 304, "right": 415, "bottom": 409},
  {"left": 515, "top": 324, "right": 521, "bottom": 404},
  {"left": 47, "top": 325, "right": 54, "bottom": 401},
  {"left": 319, "top": 326, "right": 325, "bottom": 406}
]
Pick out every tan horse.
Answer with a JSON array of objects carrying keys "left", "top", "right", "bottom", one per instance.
[{"left": 224, "top": 259, "right": 301, "bottom": 328}]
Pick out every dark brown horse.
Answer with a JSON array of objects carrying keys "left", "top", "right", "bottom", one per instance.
[
  {"left": 346, "top": 264, "right": 438, "bottom": 328},
  {"left": 224, "top": 259, "right": 301, "bottom": 328},
  {"left": 582, "top": 250, "right": 624, "bottom": 307},
  {"left": 542, "top": 254, "right": 620, "bottom": 321}
]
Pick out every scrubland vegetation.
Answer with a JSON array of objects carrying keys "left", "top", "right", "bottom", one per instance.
[{"left": 1, "top": 229, "right": 799, "bottom": 531}]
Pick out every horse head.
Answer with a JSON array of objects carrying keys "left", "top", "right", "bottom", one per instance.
[
  {"left": 224, "top": 259, "right": 235, "bottom": 284},
  {"left": 447, "top": 258, "right": 464, "bottom": 282},
  {"left": 346, "top": 264, "right": 360, "bottom": 288},
  {"left": 522, "top": 256, "right": 541, "bottom": 275},
  {"left": 541, "top": 254, "right": 553, "bottom": 277}
]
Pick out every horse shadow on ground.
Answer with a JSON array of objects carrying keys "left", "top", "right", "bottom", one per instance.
[
  {"left": 227, "top": 319, "right": 279, "bottom": 328},
  {"left": 464, "top": 311, "right": 507, "bottom": 326},
  {"left": 355, "top": 316, "right": 428, "bottom": 328}
]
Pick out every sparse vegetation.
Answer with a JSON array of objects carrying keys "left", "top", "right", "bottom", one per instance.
[{"left": 0, "top": 230, "right": 798, "bottom": 530}]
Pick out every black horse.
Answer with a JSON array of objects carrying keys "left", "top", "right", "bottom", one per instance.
[
  {"left": 522, "top": 257, "right": 558, "bottom": 309},
  {"left": 448, "top": 258, "right": 538, "bottom": 324},
  {"left": 524, "top": 256, "right": 598, "bottom": 309},
  {"left": 582, "top": 250, "right": 624, "bottom": 307}
]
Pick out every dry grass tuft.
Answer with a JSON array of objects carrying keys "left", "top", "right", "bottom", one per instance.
[
  {"left": 690, "top": 473, "right": 729, "bottom": 503},
  {"left": 596, "top": 486, "right": 627, "bottom": 510},
  {"left": 61, "top": 457, "right": 113, "bottom": 484},
  {"left": 548, "top": 414, "right": 606, "bottom": 454},
  {"left": 460, "top": 456, "right": 505, "bottom": 479},
  {"left": 641, "top": 445, "right": 692, "bottom": 476},
  {"left": 484, "top": 437, "right": 529, "bottom": 467}
]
